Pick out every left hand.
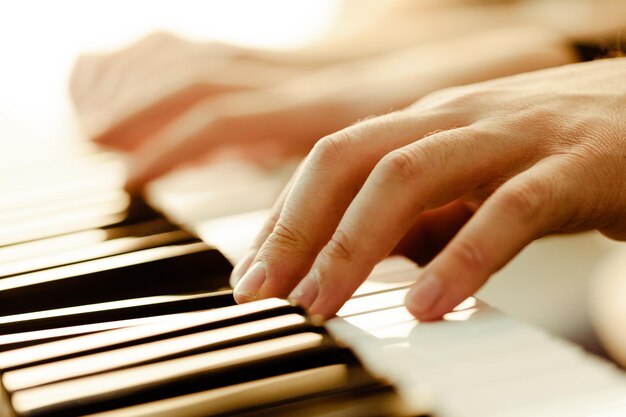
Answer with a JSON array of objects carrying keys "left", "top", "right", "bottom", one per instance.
[{"left": 230, "top": 58, "right": 626, "bottom": 321}]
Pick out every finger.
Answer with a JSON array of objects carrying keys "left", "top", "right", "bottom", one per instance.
[
  {"left": 291, "top": 124, "right": 536, "bottom": 318},
  {"left": 392, "top": 200, "right": 474, "bottom": 265},
  {"left": 229, "top": 162, "right": 303, "bottom": 288},
  {"left": 94, "top": 84, "right": 244, "bottom": 151},
  {"left": 405, "top": 155, "right": 576, "bottom": 321},
  {"left": 125, "top": 88, "right": 335, "bottom": 191},
  {"left": 125, "top": 92, "right": 275, "bottom": 191},
  {"left": 233, "top": 110, "right": 464, "bottom": 303}
]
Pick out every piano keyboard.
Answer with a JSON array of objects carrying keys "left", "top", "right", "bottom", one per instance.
[
  {"left": 0, "top": 294, "right": 414, "bottom": 417},
  {"left": 2, "top": 140, "right": 626, "bottom": 417},
  {"left": 0, "top": 142, "right": 414, "bottom": 416}
]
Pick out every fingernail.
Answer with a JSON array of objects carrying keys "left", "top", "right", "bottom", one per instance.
[
  {"left": 288, "top": 271, "right": 319, "bottom": 311},
  {"left": 229, "top": 249, "right": 257, "bottom": 288},
  {"left": 406, "top": 272, "right": 443, "bottom": 314},
  {"left": 234, "top": 261, "right": 266, "bottom": 301}
]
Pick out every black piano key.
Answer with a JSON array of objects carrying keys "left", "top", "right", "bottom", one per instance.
[
  {"left": 116, "top": 196, "right": 166, "bottom": 226},
  {"left": 3, "top": 313, "right": 317, "bottom": 390},
  {"left": 0, "top": 291, "right": 234, "bottom": 336},
  {"left": 0, "top": 242, "right": 233, "bottom": 316},
  {"left": 0, "top": 298, "right": 300, "bottom": 369},
  {"left": 10, "top": 333, "right": 354, "bottom": 417}
]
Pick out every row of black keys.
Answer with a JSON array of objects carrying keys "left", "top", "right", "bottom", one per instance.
[
  {"left": 0, "top": 180, "right": 414, "bottom": 417},
  {"left": 1, "top": 295, "right": 406, "bottom": 417}
]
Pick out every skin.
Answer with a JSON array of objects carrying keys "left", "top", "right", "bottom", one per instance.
[
  {"left": 70, "top": 0, "right": 625, "bottom": 187},
  {"left": 70, "top": 0, "right": 625, "bottom": 191},
  {"left": 70, "top": 26, "right": 575, "bottom": 191},
  {"left": 230, "top": 58, "right": 626, "bottom": 321}
]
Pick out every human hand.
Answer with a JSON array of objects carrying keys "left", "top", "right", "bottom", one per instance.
[
  {"left": 70, "top": 32, "right": 307, "bottom": 152},
  {"left": 230, "top": 58, "right": 626, "bottom": 321},
  {"left": 71, "top": 26, "right": 572, "bottom": 191}
]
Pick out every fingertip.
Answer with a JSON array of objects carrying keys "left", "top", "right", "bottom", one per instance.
[
  {"left": 405, "top": 272, "right": 444, "bottom": 319},
  {"left": 405, "top": 270, "right": 472, "bottom": 321},
  {"left": 287, "top": 271, "right": 320, "bottom": 311},
  {"left": 233, "top": 261, "right": 267, "bottom": 303},
  {"left": 282, "top": 250, "right": 366, "bottom": 318}
]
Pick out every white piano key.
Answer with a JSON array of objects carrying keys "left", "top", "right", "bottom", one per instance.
[
  {"left": 0, "top": 229, "right": 109, "bottom": 263},
  {"left": 440, "top": 360, "right": 626, "bottom": 417},
  {"left": 0, "top": 242, "right": 208, "bottom": 291},
  {"left": 337, "top": 287, "right": 410, "bottom": 318},
  {"left": 0, "top": 298, "right": 289, "bottom": 370},
  {"left": 496, "top": 385, "right": 626, "bottom": 417},
  {"left": 0, "top": 230, "right": 190, "bottom": 277},
  {"left": 0, "top": 311, "right": 208, "bottom": 351},
  {"left": 84, "top": 365, "right": 350, "bottom": 417},
  {"left": 0, "top": 190, "right": 128, "bottom": 226},
  {"left": 4, "top": 314, "right": 307, "bottom": 391},
  {"left": 11, "top": 333, "right": 325, "bottom": 414}
]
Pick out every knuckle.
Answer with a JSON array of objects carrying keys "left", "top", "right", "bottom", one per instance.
[
  {"left": 265, "top": 221, "right": 311, "bottom": 254},
  {"left": 324, "top": 230, "right": 356, "bottom": 263},
  {"left": 139, "top": 31, "right": 181, "bottom": 48},
  {"left": 497, "top": 178, "right": 549, "bottom": 223},
  {"left": 377, "top": 147, "right": 427, "bottom": 183},
  {"left": 448, "top": 239, "right": 486, "bottom": 272},
  {"left": 310, "top": 131, "right": 352, "bottom": 166},
  {"left": 445, "top": 88, "right": 484, "bottom": 108}
]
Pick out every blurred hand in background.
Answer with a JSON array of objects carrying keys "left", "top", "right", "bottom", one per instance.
[{"left": 71, "top": 0, "right": 626, "bottom": 190}]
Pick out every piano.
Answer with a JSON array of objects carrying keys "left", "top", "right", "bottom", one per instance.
[{"left": 1, "top": 140, "right": 626, "bottom": 417}]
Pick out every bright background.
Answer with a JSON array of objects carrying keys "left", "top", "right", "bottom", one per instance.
[{"left": 0, "top": 0, "right": 339, "bottom": 142}]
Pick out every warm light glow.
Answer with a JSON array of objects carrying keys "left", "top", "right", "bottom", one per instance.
[
  {"left": 443, "top": 308, "right": 479, "bottom": 322},
  {"left": 337, "top": 287, "right": 410, "bottom": 318},
  {"left": 0, "top": 1, "right": 341, "bottom": 142},
  {"left": 0, "top": 229, "right": 108, "bottom": 263},
  {"left": 453, "top": 297, "right": 477, "bottom": 311}
]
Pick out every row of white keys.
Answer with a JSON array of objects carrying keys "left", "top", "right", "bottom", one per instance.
[{"left": 327, "top": 258, "right": 626, "bottom": 417}]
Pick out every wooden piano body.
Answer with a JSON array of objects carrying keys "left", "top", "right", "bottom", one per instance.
[{"left": 1, "top": 141, "right": 626, "bottom": 416}]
